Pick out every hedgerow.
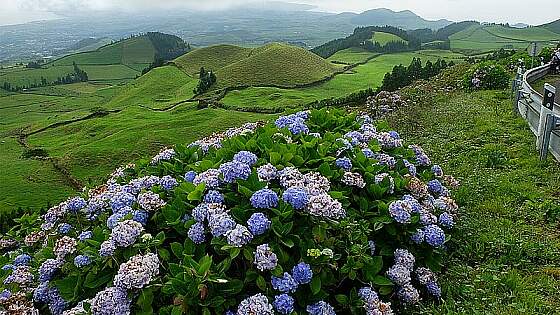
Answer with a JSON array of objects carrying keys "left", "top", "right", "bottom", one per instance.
[{"left": 0, "top": 108, "right": 459, "bottom": 315}]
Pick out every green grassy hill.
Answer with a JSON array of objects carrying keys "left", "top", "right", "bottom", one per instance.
[
  {"left": 215, "top": 43, "right": 339, "bottom": 88},
  {"left": 174, "top": 45, "right": 253, "bottom": 76},
  {"left": 371, "top": 32, "right": 407, "bottom": 46},
  {"left": 1, "top": 33, "right": 190, "bottom": 89},
  {"left": 540, "top": 19, "right": 560, "bottom": 34},
  {"left": 450, "top": 24, "right": 560, "bottom": 54},
  {"left": 175, "top": 43, "right": 338, "bottom": 89}
]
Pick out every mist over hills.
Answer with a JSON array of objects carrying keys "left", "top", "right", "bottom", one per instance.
[{"left": 0, "top": 5, "right": 454, "bottom": 62}]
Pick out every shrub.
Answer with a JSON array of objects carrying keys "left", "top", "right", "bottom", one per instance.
[
  {"left": 365, "top": 91, "right": 407, "bottom": 119},
  {"left": 0, "top": 109, "right": 460, "bottom": 314},
  {"left": 463, "top": 62, "right": 510, "bottom": 91}
]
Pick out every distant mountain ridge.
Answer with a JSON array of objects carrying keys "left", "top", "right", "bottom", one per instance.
[{"left": 339, "top": 8, "right": 453, "bottom": 30}]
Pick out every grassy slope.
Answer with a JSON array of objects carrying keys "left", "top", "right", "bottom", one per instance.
[
  {"left": 371, "top": 32, "right": 407, "bottom": 45},
  {"left": 450, "top": 25, "right": 559, "bottom": 54},
  {"left": 388, "top": 86, "right": 560, "bottom": 314},
  {"left": 328, "top": 48, "right": 379, "bottom": 64},
  {"left": 215, "top": 43, "right": 338, "bottom": 88},
  {"left": 1, "top": 37, "right": 156, "bottom": 88},
  {"left": 222, "top": 51, "right": 465, "bottom": 110},
  {"left": 174, "top": 44, "right": 253, "bottom": 76},
  {"left": 107, "top": 65, "right": 197, "bottom": 109}
]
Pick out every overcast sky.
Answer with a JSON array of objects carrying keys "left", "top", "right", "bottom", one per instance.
[{"left": 1, "top": 0, "right": 558, "bottom": 26}]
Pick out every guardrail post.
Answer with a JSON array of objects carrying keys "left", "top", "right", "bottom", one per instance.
[
  {"left": 536, "top": 84, "right": 556, "bottom": 156},
  {"left": 512, "top": 67, "right": 524, "bottom": 115}
]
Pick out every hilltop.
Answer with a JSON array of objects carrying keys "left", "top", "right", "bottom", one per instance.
[
  {"left": 175, "top": 43, "right": 339, "bottom": 89},
  {"left": 347, "top": 8, "right": 452, "bottom": 30}
]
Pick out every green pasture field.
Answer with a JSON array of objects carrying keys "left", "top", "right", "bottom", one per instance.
[
  {"left": 221, "top": 51, "right": 465, "bottom": 110},
  {"left": 80, "top": 64, "right": 141, "bottom": 81},
  {"left": 107, "top": 65, "right": 197, "bottom": 109},
  {"left": 327, "top": 48, "right": 379, "bottom": 65},
  {"left": 371, "top": 31, "right": 407, "bottom": 45}
]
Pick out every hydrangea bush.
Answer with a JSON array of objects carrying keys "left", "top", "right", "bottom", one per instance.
[
  {"left": 0, "top": 109, "right": 459, "bottom": 314},
  {"left": 463, "top": 62, "right": 510, "bottom": 91},
  {"left": 365, "top": 91, "right": 407, "bottom": 120}
]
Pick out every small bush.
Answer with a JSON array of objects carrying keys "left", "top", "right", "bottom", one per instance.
[
  {"left": 0, "top": 109, "right": 460, "bottom": 314},
  {"left": 463, "top": 62, "right": 510, "bottom": 91},
  {"left": 21, "top": 148, "right": 48, "bottom": 159}
]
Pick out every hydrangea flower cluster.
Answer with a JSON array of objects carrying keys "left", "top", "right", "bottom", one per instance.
[{"left": 3, "top": 109, "right": 458, "bottom": 315}]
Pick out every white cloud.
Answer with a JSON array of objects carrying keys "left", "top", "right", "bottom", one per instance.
[{"left": 3, "top": 0, "right": 560, "bottom": 25}]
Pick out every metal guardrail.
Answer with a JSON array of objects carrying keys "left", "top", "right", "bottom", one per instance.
[{"left": 513, "top": 63, "right": 560, "bottom": 161}]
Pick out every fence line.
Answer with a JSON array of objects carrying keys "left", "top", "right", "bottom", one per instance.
[{"left": 513, "top": 63, "right": 560, "bottom": 161}]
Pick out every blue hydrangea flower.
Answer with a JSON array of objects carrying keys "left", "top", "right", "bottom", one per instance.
[
  {"left": 107, "top": 208, "right": 130, "bottom": 229},
  {"left": 273, "top": 294, "right": 295, "bottom": 314},
  {"left": 39, "top": 259, "right": 62, "bottom": 282},
  {"left": 335, "top": 157, "right": 352, "bottom": 171},
  {"left": 427, "top": 180, "right": 444, "bottom": 195},
  {"left": 394, "top": 248, "right": 415, "bottom": 270},
  {"left": 99, "top": 240, "right": 116, "bottom": 257},
  {"left": 237, "top": 293, "right": 274, "bottom": 315},
  {"left": 133, "top": 210, "right": 149, "bottom": 225},
  {"left": 184, "top": 171, "right": 197, "bottom": 183},
  {"left": 292, "top": 262, "right": 313, "bottom": 284},
  {"left": 1, "top": 264, "right": 13, "bottom": 271},
  {"left": 13, "top": 254, "right": 32, "bottom": 266},
  {"left": 397, "top": 283, "right": 421, "bottom": 304},
  {"left": 389, "top": 131, "right": 400, "bottom": 139},
  {"left": 271, "top": 272, "right": 299, "bottom": 293},
  {"left": 0, "top": 289, "right": 11, "bottom": 300},
  {"left": 233, "top": 151, "right": 258, "bottom": 166},
  {"left": 48, "top": 288, "right": 68, "bottom": 315},
  {"left": 306, "top": 301, "right": 336, "bottom": 315},
  {"left": 247, "top": 213, "right": 271, "bottom": 236},
  {"left": 288, "top": 119, "right": 309, "bottom": 135},
  {"left": 110, "top": 192, "right": 135, "bottom": 212},
  {"left": 225, "top": 224, "right": 253, "bottom": 247},
  {"left": 74, "top": 255, "right": 92, "bottom": 268},
  {"left": 438, "top": 212, "right": 454, "bottom": 229},
  {"left": 66, "top": 197, "right": 87, "bottom": 213},
  {"left": 424, "top": 224, "right": 446, "bottom": 247},
  {"left": 345, "top": 131, "right": 364, "bottom": 145},
  {"left": 411, "top": 228, "right": 425, "bottom": 244},
  {"left": 204, "top": 190, "right": 224, "bottom": 204},
  {"left": 161, "top": 175, "right": 179, "bottom": 190},
  {"left": 58, "top": 223, "right": 72, "bottom": 234},
  {"left": 78, "top": 231, "right": 93, "bottom": 241},
  {"left": 389, "top": 200, "right": 411, "bottom": 224},
  {"left": 426, "top": 281, "right": 442, "bottom": 298},
  {"left": 386, "top": 264, "right": 411, "bottom": 285},
  {"left": 358, "top": 286, "right": 378, "bottom": 302},
  {"left": 282, "top": 187, "right": 309, "bottom": 210},
  {"left": 192, "top": 204, "right": 209, "bottom": 222},
  {"left": 368, "top": 240, "right": 376, "bottom": 255},
  {"left": 432, "top": 165, "right": 444, "bottom": 177},
  {"left": 254, "top": 243, "right": 278, "bottom": 271},
  {"left": 208, "top": 213, "right": 236, "bottom": 237},
  {"left": 90, "top": 286, "right": 131, "bottom": 315},
  {"left": 403, "top": 159, "right": 417, "bottom": 176},
  {"left": 33, "top": 282, "right": 50, "bottom": 303},
  {"left": 362, "top": 148, "right": 375, "bottom": 158},
  {"left": 188, "top": 222, "right": 206, "bottom": 244},
  {"left": 250, "top": 189, "right": 279, "bottom": 209},
  {"left": 219, "top": 161, "right": 251, "bottom": 183}
]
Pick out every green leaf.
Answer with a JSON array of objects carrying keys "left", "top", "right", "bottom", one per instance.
[
  {"left": 335, "top": 294, "right": 348, "bottom": 305},
  {"left": 84, "top": 270, "right": 112, "bottom": 289},
  {"left": 171, "top": 306, "right": 183, "bottom": 315},
  {"left": 256, "top": 275, "right": 267, "bottom": 291},
  {"left": 53, "top": 275, "right": 80, "bottom": 300},
  {"left": 136, "top": 288, "right": 154, "bottom": 315},
  {"left": 310, "top": 276, "right": 321, "bottom": 295},
  {"left": 158, "top": 248, "right": 171, "bottom": 262},
  {"left": 198, "top": 255, "right": 213, "bottom": 275},
  {"left": 372, "top": 275, "right": 393, "bottom": 286},
  {"left": 270, "top": 152, "right": 281, "bottom": 165},
  {"left": 170, "top": 242, "right": 184, "bottom": 258}
]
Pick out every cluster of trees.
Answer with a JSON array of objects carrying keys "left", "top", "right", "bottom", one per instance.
[
  {"left": 380, "top": 58, "right": 453, "bottom": 91},
  {"left": 193, "top": 67, "right": 217, "bottom": 95},
  {"left": 26, "top": 59, "right": 46, "bottom": 69},
  {"left": 2, "top": 62, "right": 88, "bottom": 92},
  {"left": 311, "top": 26, "right": 421, "bottom": 58},
  {"left": 141, "top": 32, "right": 192, "bottom": 75}
]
